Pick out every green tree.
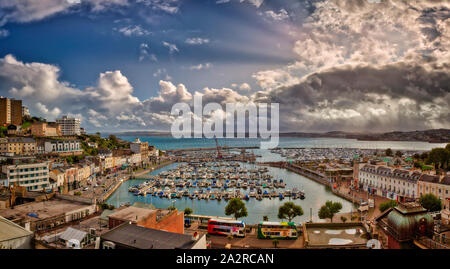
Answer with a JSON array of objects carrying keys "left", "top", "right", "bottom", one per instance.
[
  {"left": 318, "top": 201, "right": 343, "bottom": 223},
  {"left": 168, "top": 205, "right": 176, "bottom": 211},
  {"left": 278, "top": 202, "right": 303, "bottom": 222},
  {"left": 419, "top": 194, "right": 442, "bottom": 212},
  {"left": 272, "top": 239, "right": 279, "bottom": 248},
  {"left": 225, "top": 198, "right": 248, "bottom": 220},
  {"left": 385, "top": 148, "right": 393, "bottom": 157},
  {"left": 427, "top": 148, "right": 450, "bottom": 170},
  {"left": 420, "top": 152, "right": 429, "bottom": 160},
  {"left": 340, "top": 216, "right": 347, "bottom": 223},
  {"left": 263, "top": 216, "right": 269, "bottom": 222},
  {"left": 184, "top": 207, "right": 193, "bottom": 216},
  {"left": 379, "top": 200, "right": 398, "bottom": 212}
]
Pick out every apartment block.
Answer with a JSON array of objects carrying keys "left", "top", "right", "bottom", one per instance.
[
  {"left": 0, "top": 97, "right": 22, "bottom": 126},
  {"left": 56, "top": 115, "right": 81, "bottom": 136},
  {"left": 1, "top": 160, "right": 50, "bottom": 191}
]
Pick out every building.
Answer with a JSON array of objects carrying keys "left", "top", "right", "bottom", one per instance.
[
  {"left": 62, "top": 166, "right": 78, "bottom": 192},
  {"left": 0, "top": 195, "right": 96, "bottom": 232},
  {"left": 0, "top": 216, "right": 34, "bottom": 249},
  {"left": 303, "top": 222, "right": 369, "bottom": 249},
  {"left": 1, "top": 158, "right": 50, "bottom": 192},
  {"left": 130, "top": 138, "right": 149, "bottom": 161},
  {"left": 44, "top": 139, "right": 82, "bottom": 156},
  {"left": 31, "top": 122, "right": 61, "bottom": 137},
  {"left": 99, "top": 222, "right": 206, "bottom": 249},
  {"left": 0, "top": 137, "right": 37, "bottom": 156},
  {"left": 108, "top": 206, "right": 184, "bottom": 234},
  {"left": 375, "top": 202, "right": 434, "bottom": 249},
  {"left": 56, "top": 115, "right": 81, "bottom": 136},
  {"left": 49, "top": 169, "right": 65, "bottom": 193},
  {"left": 0, "top": 97, "right": 22, "bottom": 126},
  {"left": 418, "top": 175, "right": 450, "bottom": 225},
  {"left": 358, "top": 164, "right": 420, "bottom": 201},
  {"left": 58, "top": 227, "right": 94, "bottom": 249},
  {"left": 22, "top": 106, "right": 30, "bottom": 118}
]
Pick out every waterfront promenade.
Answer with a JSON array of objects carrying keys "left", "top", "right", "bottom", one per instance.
[{"left": 258, "top": 161, "right": 390, "bottom": 220}]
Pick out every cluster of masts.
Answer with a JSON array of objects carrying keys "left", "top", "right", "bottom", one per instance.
[{"left": 128, "top": 162, "right": 305, "bottom": 201}]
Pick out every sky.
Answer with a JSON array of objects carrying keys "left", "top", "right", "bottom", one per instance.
[{"left": 0, "top": 0, "right": 449, "bottom": 133}]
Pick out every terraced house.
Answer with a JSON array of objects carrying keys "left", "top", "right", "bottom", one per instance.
[
  {"left": 0, "top": 137, "right": 37, "bottom": 156},
  {"left": 358, "top": 164, "right": 420, "bottom": 201}
]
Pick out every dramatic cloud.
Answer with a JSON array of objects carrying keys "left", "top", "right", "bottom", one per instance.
[
  {"left": 0, "top": 0, "right": 448, "bottom": 133},
  {"left": 0, "top": 54, "right": 250, "bottom": 131},
  {"left": 251, "top": 0, "right": 450, "bottom": 132},
  {"left": 0, "top": 0, "right": 129, "bottom": 26}
]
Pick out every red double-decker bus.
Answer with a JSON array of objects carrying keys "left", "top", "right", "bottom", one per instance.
[{"left": 207, "top": 218, "right": 246, "bottom": 237}]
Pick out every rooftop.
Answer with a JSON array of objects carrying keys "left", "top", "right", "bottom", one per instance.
[
  {"left": 101, "top": 223, "right": 196, "bottom": 249},
  {"left": 108, "top": 206, "right": 157, "bottom": 223},
  {"left": 304, "top": 223, "right": 369, "bottom": 248},
  {"left": 59, "top": 227, "right": 87, "bottom": 242},
  {"left": 0, "top": 199, "right": 91, "bottom": 222},
  {"left": 0, "top": 216, "right": 33, "bottom": 242}
]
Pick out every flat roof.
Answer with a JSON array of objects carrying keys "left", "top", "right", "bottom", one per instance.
[
  {"left": 108, "top": 206, "right": 156, "bottom": 222},
  {"left": 0, "top": 216, "right": 33, "bottom": 242},
  {"left": 0, "top": 199, "right": 91, "bottom": 221},
  {"left": 101, "top": 223, "right": 195, "bottom": 249},
  {"left": 304, "top": 223, "right": 368, "bottom": 248}
]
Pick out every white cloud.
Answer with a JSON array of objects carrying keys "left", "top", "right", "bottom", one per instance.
[
  {"left": 115, "top": 25, "right": 150, "bottom": 36},
  {"left": 189, "top": 63, "right": 212, "bottom": 70},
  {"left": 162, "top": 41, "right": 179, "bottom": 54},
  {"left": 136, "top": 0, "right": 180, "bottom": 14},
  {"left": 239, "top": 0, "right": 264, "bottom": 8},
  {"left": 261, "top": 9, "right": 289, "bottom": 21},
  {"left": 185, "top": 37, "right": 210, "bottom": 45},
  {"left": 139, "top": 43, "right": 157, "bottom": 62},
  {"left": 0, "top": 0, "right": 129, "bottom": 27}
]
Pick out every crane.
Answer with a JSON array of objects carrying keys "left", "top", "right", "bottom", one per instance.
[{"left": 215, "top": 137, "right": 223, "bottom": 159}]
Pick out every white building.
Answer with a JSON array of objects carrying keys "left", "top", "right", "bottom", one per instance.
[
  {"left": 56, "top": 115, "right": 81, "bottom": 136},
  {"left": 1, "top": 160, "right": 50, "bottom": 191},
  {"left": 44, "top": 140, "right": 81, "bottom": 154},
  {"left": 22, "top": 106, "right": 30, "bottom": 118},
  {"left": 358, "top": 164, "right": 420, "bottom": 201}
]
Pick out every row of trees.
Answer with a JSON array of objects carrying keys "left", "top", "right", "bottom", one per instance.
[
  {"left": 185, "top": 194, "right": 442, "bottom": 224},
  {"left": 181, "top": 198, "right": 345, "bottom": 223}
]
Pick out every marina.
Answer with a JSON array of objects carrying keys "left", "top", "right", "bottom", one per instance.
[
  {"left": 127, "top": 161, "right": 305, "bottom": 201},
  {"left": 107, "top": 159, "right": 354, "bottom": 224}
]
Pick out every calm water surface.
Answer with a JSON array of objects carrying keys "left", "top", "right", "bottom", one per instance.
[{"left": 106, "top": 136, "right": 445, "bottom": 224}]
